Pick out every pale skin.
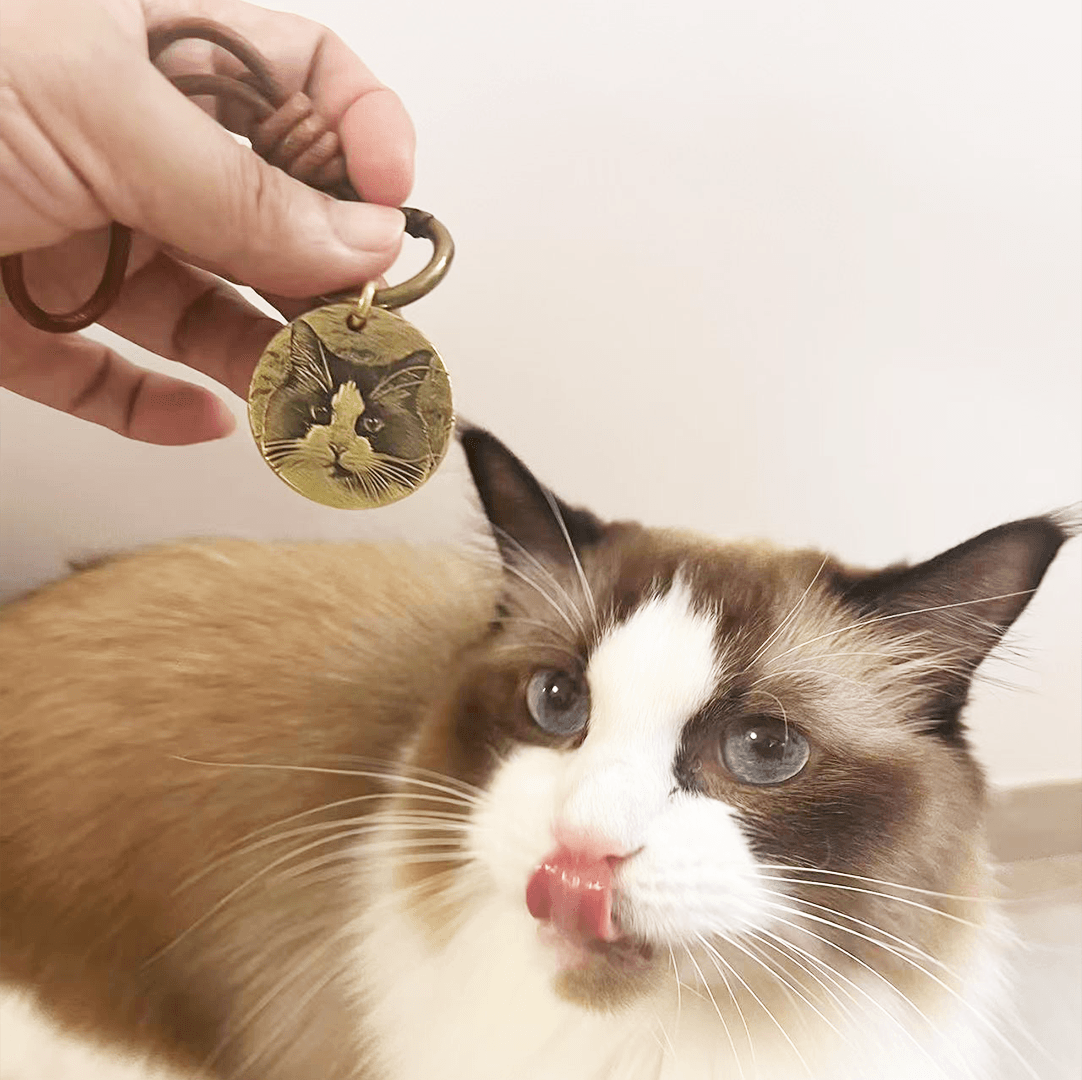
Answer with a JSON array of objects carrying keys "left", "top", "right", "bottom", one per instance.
[{"left": 0, "top": 0, "right": 415, "bottom": 444}]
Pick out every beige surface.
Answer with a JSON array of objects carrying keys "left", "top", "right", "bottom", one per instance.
[
  {"left": 991, "top": 784, "right": 1082, "bottom": 1080},
  {"left": 990, "top": 784, "right": 1082, "bottom": 864},
  {"left": 998, "top": 855, "right": 1082, "bottom": 1080}
]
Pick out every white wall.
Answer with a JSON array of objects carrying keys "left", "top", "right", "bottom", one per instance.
[{"left": 1, "top": 0, "right": 1078, "bottom": 787}]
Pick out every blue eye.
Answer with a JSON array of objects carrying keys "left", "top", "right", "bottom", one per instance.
[
  {"left": 720, "top": 717, "right": 809, "bottom": 785},
  {"left": 526, "top": 670, "right": 589, "bottom": 736}
]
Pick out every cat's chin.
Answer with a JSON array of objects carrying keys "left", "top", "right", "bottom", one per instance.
[{"left": 538, "top": 923, "right": 659, "bottom": 1010}]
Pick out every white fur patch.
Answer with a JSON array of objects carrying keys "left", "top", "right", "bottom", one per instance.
[
  {"left": 556, "top": 577, "right": 722, "bottom": 852},
  {"left": 354, "top": 886, "right": 1010, "bottom": 1080},
  {"left": 0, "top": 991, "right": 196, "bottom": 1080}
]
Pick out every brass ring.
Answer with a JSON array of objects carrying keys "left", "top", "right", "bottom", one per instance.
[
  {"left": 374, "top": 208, "right": 454, "bottom": 310},
  {"left": 315, "top": 208, "right": 454, "bottom": 315}
]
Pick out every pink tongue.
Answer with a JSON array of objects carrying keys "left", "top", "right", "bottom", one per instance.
[{"left": 526, "top": 847, "right": 618, "bottom": 942}]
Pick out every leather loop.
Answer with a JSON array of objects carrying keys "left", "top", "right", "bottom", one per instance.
[{"left": 1, "top": 223, "right": 133, "bottom": 334}]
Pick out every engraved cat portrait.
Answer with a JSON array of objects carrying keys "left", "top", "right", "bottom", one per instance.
[
  {"left": 0, "top": 427, "right": 1076, "bottom": 1080},
  {"left": 258, "top": 318, "right": 441, "bottom": 507}
]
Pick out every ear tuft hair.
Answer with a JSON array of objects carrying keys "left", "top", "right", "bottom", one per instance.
[{"left": 840, "top": 511, "right": 1073, "bottom": 698}]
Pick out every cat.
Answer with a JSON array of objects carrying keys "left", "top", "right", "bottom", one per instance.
[
  {"left": 259, "top": 318, "right": 437, "bottom": 505},
  {"left": 0, "top": 426, "right": 1075, "bottom": 1080}
]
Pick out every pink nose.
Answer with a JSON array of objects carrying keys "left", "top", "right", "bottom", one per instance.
[{"left": 525, "top": 846, "right": 623, "bottom": 942}]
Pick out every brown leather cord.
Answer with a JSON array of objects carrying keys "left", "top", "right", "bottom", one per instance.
[
  {"left": 1, "top": 222, "right": 133, "bottom": 333},
  {"left": 0, "top": 18, "right": 446, "bottom": 332}
]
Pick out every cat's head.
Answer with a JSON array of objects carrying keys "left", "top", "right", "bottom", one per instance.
[
  {"left": 401, "top": 428, "right": 1073, "bottom": 1021},
  {"left": 261, "top": 320, "right": 435, "bottom": 504}
]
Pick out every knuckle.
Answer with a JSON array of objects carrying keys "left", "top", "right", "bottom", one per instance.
[
  {"left": 68, "top": 345, "right": 115, "bottom": 417},
  {"left": 226, "top": 151, "right": 287, "bottom": 262}
]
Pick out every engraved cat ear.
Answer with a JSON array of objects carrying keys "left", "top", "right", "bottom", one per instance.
[
  {"left": 459, "top": 426, "right": 604, "bottom": 570},
  {"left": 370, "top": 351, "right": 433, "bottom": 407},
  {"left": 289, "top": 320, "right": 333, "bottom": 390},
  {"left": 838, "top": 508, "right": 1077, "bottom": 714}
]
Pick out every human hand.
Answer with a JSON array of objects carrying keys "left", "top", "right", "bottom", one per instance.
[{"left": 0, "top": 0, "right": 414, "bottom": 444}]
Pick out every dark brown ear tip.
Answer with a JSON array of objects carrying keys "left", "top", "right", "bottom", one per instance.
[
  {"left": 455, "top": 422, "right": 509, "bottom": 474},
  {"left": 455, "top": 421, "right": 492, "bottom": 452},
  {"left": 457, "top": 426, "right": 543, "bottom": 509},
  {"left": 986, "top": 514, "right": 1074, "bottom": 586},
  {"left": 456, "top": 423, "right": 530, "bottom": 474}
]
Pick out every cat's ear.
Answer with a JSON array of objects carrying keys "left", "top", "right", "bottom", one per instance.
[
  {"left": 290, "top": 320, "right": 330, "bottom": 384},
  {"left": 375, "top": 351, "right": 432, "bottom": 408},
  {"left": 459, "top": 426, "right": 605, "bottom": 569},
  {"left": 840, "top": 510, "right": 1076, "bottom": 682}
]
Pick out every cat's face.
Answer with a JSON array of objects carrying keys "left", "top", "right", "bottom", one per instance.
[
  {"left": 397, "top": 431, "right": 1068, "bottom": 1027},
  {"left": 261, "top": 320, "right": 436, "bottom": 506}
]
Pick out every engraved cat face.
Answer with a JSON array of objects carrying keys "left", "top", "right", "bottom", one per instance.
[{"left": 261, "top": 320, "right": 436, "bottom": 506}]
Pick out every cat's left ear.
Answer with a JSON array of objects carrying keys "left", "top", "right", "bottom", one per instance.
[
  {"left": 840, "top": 510, "right": 1077, "bottom": 680},
  {"left": 459, "top": 426, "right": 605, "bottom": 571},
  {"left": 377, "top": 351, "right": 434, "bottom": 407}
]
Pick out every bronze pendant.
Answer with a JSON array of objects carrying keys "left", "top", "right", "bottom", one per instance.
[{"left": 249, "top": 301, "right": 453, "bottom": 510}]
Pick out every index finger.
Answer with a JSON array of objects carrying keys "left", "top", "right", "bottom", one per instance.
[{"left": 146, "top": 0, "right": 416, "bottom": 205}]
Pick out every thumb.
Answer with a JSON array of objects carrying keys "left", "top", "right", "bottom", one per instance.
[{"left": 86, "top": 55, "right": 405, "bottom": 298}]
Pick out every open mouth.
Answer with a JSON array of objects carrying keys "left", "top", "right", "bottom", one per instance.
[{"left": 526, "top": 847, "right": 655, "bottom": 972}]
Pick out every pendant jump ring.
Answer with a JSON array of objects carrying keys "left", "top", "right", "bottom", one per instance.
[{"left": 346, "top": 280, "right": 378, "bottom": 331}]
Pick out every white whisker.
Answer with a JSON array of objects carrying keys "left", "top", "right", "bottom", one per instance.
[
  {"left": 698, "top": 932, "right": 810, "bottom": 1076},
  {"left": 758, "top": 875, "right": 985, "bottom": 930},
  {"left": 683, "top": 945, "right": 746, "bottom": 1080},
  {"left": 492, "top": 524, "right": 590, "bottom": 636},
  {"left": 754, "top": 864, "right": 991, "bottom": 904},
  {"left": 749, "top": 924, "right": 953, "bottom": 1075},
  {"left": 696, "top": 935, "right": 759, "bottom": 1077},
  {"left": 745, "top": 557, "right": 829, "bottom": 669},
  {"left": 761, "top": 901, "right": 1040, "bottom": 1079},
  {"left": 668, "top": 945, "right": 684, "bottom": 1041},
  {"left": 729, "top": 930, "right": 852, "bottom": 1046},
  {"left": 747, "top": 916, "right": 967, "bottom": 1077},
  {"left": 502, "top": 563, "right": 583, "bottom": 636},
  {"left": 540, "top": 489, "right": 598, "bottom": 626},
  {"left": 764, "top": 590, "right": 1036, "bottom": 668},
  {"left": 169, "top": 757, "right": 483, "bottom": 805}
]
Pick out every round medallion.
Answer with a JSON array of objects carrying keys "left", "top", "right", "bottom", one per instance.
[{"left": 249, "top": 302, "right": 454, "bottom": 509}]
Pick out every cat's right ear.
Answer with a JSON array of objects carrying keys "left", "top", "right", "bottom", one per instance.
[
  {"left": 289, "top": 320, "right": 329, "bottom": 380},
  {"left": 459, "top": 426, "right": 604, "bottom": 570}
]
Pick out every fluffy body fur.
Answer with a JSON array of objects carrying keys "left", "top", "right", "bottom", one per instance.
[{"left": 0, "top": 430, "right": 1073, "bottom": 1080}]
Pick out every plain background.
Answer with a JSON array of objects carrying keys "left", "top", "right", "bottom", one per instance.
[{"left": 1, "top": 0, "right": 1079, "bottom": 788}]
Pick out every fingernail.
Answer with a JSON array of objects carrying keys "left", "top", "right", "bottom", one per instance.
[{"left": 330, "top": 203, "right": 405, "bottom": 255}]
